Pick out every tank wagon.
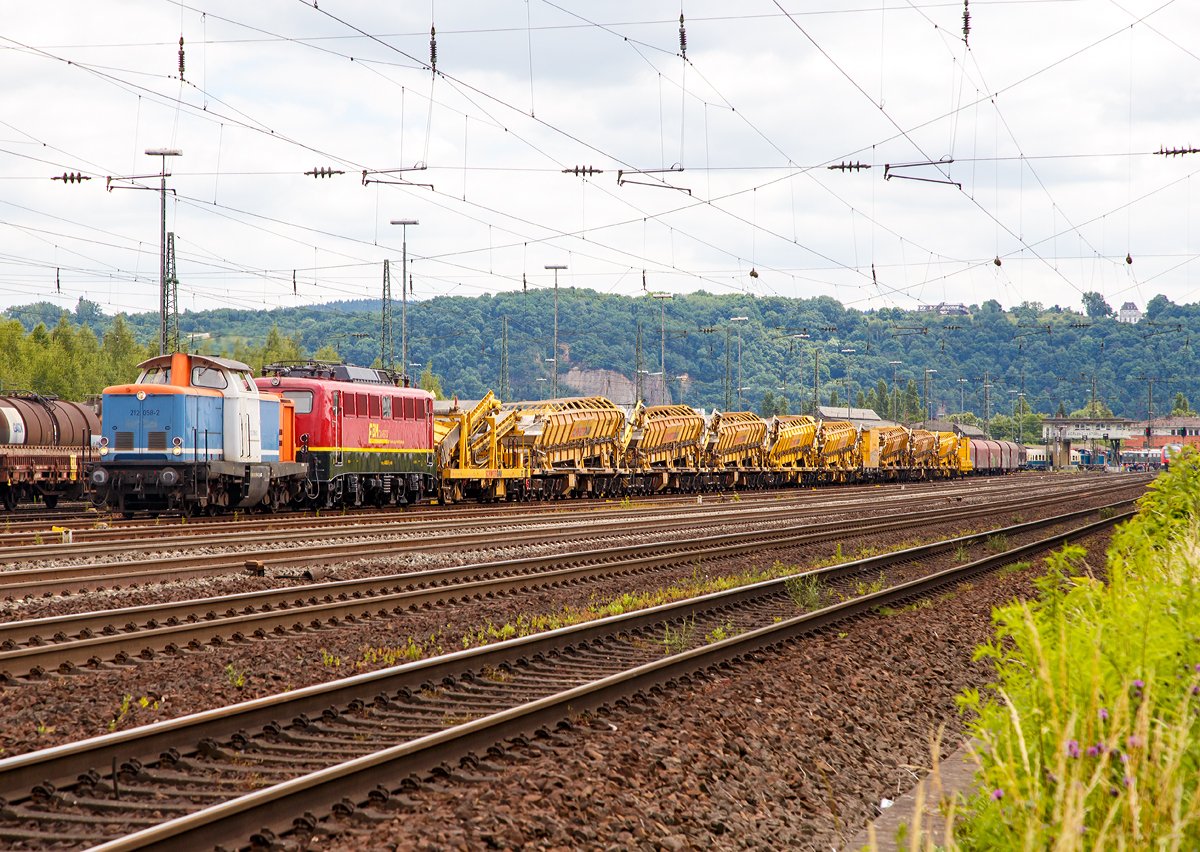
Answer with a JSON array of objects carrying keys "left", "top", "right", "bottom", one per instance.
[
  {"left": 0, "top": 393, "right": 98, "bottom": 509},
  {"left": 92, "top": 353, "right": 309, "bottom": 517}
]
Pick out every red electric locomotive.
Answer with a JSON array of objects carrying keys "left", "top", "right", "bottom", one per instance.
[{"left": 257, "top": 363, "right": 436, "bottom": 508}]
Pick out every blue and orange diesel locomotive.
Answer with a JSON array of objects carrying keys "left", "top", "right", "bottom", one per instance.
[{"left": 91, "top": 352, "right": 309, "bottom": 517}]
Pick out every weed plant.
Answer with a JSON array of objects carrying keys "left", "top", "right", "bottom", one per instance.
[{"left": 893, "top": 448, "right": 1200, "bottom": 850}]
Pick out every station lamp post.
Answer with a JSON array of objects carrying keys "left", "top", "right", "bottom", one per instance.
[
  {"left": 730, "top": 317, "right": 748, "bottom": 409},
  {"left": 389, "top": 219, "right": 418, "bottom": 378},
  {"left": 840, "top": 349, "right": 855, "bottom": 418},
  {"left": 146, "top": 147, "right": 182, "bottom": 355},
  {"left": 888, "top": 360, "right": 902, "bottom": 422}
]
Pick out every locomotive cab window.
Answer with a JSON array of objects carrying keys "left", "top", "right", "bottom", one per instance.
[
  {"left": 282, "top": 390, "right": 314, "bottom": 415},
  {"left": 382, "top": 396, "right": 391, "bottom": 418},
  {"left": 404, "top": 398, "right": 415, "bottom": 420},
  {"left": 368, "top": 395, "right": 381, "bottom": 418},
  {"left": 191, "top": 366, "right": 228, "bottom": 389},
  {"left": 356, "top": 393, "right": 368, "bottom": 417},
  {"left": 141, "top": 366, "right": 170, "bottom": 385}
]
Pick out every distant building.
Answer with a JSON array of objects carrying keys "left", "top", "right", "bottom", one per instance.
[
  {"left": 917, "top": 419, "right": 987, "bottom": 439},
  {"left": 1041, "top": 416, "right": 1134, "bottom": 468},
  {"left": 1125, "top": 415, "right": 1200, "bottom": 449},
  {"left": 1117, "top": 301, "right": 1143, "bottom": 324},
  {"left": 816, "top": 405, "right": 893, "bottom": 431},
  {"left": 917, "top": 302, "right": 971, "bottom": 316}
]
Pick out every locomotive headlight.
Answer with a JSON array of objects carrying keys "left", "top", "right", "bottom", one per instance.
[
  {"left": 136, "top": 391, "right": 146, "bottom": 401},
  {"left": 98, "top": 436, "right": 109, "bottom": 447},
  {"left": 99, "top": 446, "right": 108, "bottom": 456},
  {"left": 172, "top": 436, "right": 183, "bottom": 455},
  {"left": 91, "top": 468, "right": 108, "bottom": 486},
  {"left": 159, "top": 468, "right": 179, "bottom": 487},
  {"left": 173, "top": 447, "right": 183, "bottom": 456}
]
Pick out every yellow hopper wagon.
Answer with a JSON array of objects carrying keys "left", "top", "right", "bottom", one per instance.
[
  {"left": 908, "top": 429, "right": 939, "bottom": 472},
  {"left": 707, "top": 411, "right": 769, "bottom": 489},
  {"left": 766, "top": 415, "right": 820, "bottom": 486},
  {"left": 816, "top": 420, "right": 861, "bottom": 481},
  {"left": 500, "top": 397, "right": 627, "bottom": 498},
  {"left": 625, "top": 404, "right": 710, "bottom": 493},
  {"left": 860, "top": 426, "right": 909, "bottom": 480},
  {"left": 935, "top": 432, "right": 961, "bottom": 474}
]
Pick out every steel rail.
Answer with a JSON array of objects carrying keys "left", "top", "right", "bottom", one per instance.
[
  {"left": 0, "top": 499, "right": 1134, "bottom": 805},
  {"left": 40, "top": 509, "right": 1133, "bottom": 852},
  {"left": 0, "top": 479, "right": 1143, "bottom": 600},
  {"left": 0, "top": 489, "right": 1137, "bottom": 681},
  {"left": 0, "top": 475, "right": 1079, "bottom": 558}
]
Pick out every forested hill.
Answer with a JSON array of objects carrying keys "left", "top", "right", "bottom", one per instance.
[{"left": 4, "top": 291, "right": 1197, "bottom": 430}]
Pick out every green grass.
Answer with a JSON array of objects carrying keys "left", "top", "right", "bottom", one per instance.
[{"left": 887, "top": 447, "right": 1200, "bottom": 851}]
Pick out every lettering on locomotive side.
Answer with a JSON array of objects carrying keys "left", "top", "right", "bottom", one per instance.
[
  {"left": 368, "top": 422, "right": 402, "bottom": 445},
  {"left": 130, "top": 409, "right": 161, "bottom": 416}
]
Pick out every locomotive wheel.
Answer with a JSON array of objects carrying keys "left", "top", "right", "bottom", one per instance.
[{"left": 42, "top": 495, "right": 58, "bottom": 509}]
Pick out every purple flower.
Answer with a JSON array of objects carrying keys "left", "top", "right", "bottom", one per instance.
[
  {"left": 1194, "top": 663, "right": 1200, "bottom": 672},
  {"left": 1120, "top": 753, "right": 1129, "bottom": 764},
  {"left": 1127, "top": 735, "right": 1143, "bottom": 749},
  {"left": 1133, "top": 679, "right": 1145, "bottom": 689},
  {"left": 1109, "top": 786, "right": 1120, "bottom": 797},
  {"left": 991, "top": 789, "right": 1004, "bottom": 800},
  {"left": 1124, "top": 776, "right": 1133, "bottom": 787},
  {"left": 1098, "top": 708, "right": 1109, "bottom": 721},
  {"left": 1066, "top": 740, "right": 1081, "bottom": 758},
  {"left": 1086, "top": 746, "right": 1100, "bottom": 757},
  {"left": 1193, "top": 686, "right": 1199, "bottom": 696}
]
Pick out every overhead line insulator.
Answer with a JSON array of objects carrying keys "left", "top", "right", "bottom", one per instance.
[
  {"left": 178, "top": 36, "right": 185, "bottom": 80},
  {"left": 679, "top": 14, "right": 687, "bottom": 60},
  {"left": 561, "top": 166, "right": 604, "bottom": 176},
  {"left": 1155, "top": 145, "right": 1199, "bottom": 157},
  {"left": 51, "top": 172, "right": 91, "bottom": 183},
  {"left": 430, "top": 26, "right": 437, "bottom": 72},
  {"left": 827, "top": 161, "right": 870, "bottom": 172},
  {"left": 962, "top": 0, "right": 970, "bottom": 45},
  {"left": 305, "top": 167, "right": 346, "bottom": 178}
]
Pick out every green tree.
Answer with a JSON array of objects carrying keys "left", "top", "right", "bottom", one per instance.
[
  {"left": 419, "top": 361, "right": 446, "bottom": 400},
  {"left": 1081, "top": 292, "right": 1113, "bottom": 318},
  {"left": 1172, "top": 392, "right": 1193, "bottom": 416},
  {"left": 829, "top": 388, "right": 839, "bottom": 408},
  {"left": 760, "top": 390, "right": 776, "bottom": 418}
]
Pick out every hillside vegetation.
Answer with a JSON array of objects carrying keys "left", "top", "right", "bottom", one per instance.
[{"left": 4, "top": 292, "right": 1197, "bottom": 436}]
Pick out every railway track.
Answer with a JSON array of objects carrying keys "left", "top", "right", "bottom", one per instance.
[
  {"left": 0, "top": 472, "right": 1079, "bottom": 543},
  {"left": 0, "top": 480, "right": 1141, "bottom": 682},
  {"left": 0, "top": 496, "right": 1132, "bottom": 851},
  {"left": 0, "top": 477, "right": 1147, "bottom": 602}
]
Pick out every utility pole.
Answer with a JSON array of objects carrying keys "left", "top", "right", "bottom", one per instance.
[
  {"left": 143, "top": 148, "right": 183, "bottom": 355},
  {"left": 840, "top": 349, "right": 856, "bottom": 418},
  {"left": 500, "top": 315, "right": 510, "bottom": 401},
  {"left": 814, "top": 349, "right": 821, "bottom": 417},
  {"left": 653, "top": 293, "right": 673, "bottom": 405},
  {"left": 389, "top": 219, "right": 418, "bottom": 381},
  {"left": 636, "top": 322, "right": 644, "bottom": 404},
  {"left": 793, "top": 334, "right": 809, "bottom": 416},
  {"left": 381, "top": 259, "right": 393, "bottom": 372},
  {"left": 889, "top": 361, "right": 902, "bottom": 422},
  {"left": 164, "top": 232, "right": 179, "bottom": 353},
  {"left": 957, "top": 376, "right": 967, "bottom": 420},
  {"left": 984, "top": 371, "right": 992, "bottom": 438},
  {"left": 925, "top": 369, "right": 937, "bottom": 422},
  {"left": 545, "top": 264, "right": 566, "bottom": 398},
  {"left": 730, "top": 317, "right": 748, "bottom": 409},
  {"left": 724, "top": 329, "right": 732, "bottom": 410}
]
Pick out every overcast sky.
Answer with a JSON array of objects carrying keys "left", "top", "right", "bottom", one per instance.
[{"left": 2, "top": 0, "right": 1198, "bottom": 323}]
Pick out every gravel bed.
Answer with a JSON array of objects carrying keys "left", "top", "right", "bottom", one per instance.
[
  {"left": 0, "top": 483, "right": 1141, "bottom": 761},
  {"left": 311, "top": 529, "right": 1116, "bottom": 852}
]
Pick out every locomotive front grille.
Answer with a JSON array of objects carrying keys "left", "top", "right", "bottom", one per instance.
[
  {"left": 114, "top": 432, "right": 134, "bottom": 451},
  {"left": 147, "top": 431, "right": 168, "bottom": 451}
]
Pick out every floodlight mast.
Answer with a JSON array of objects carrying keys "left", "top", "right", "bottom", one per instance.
[{"left": 146, "top": 148, "right": 181, "bottom": 355}]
